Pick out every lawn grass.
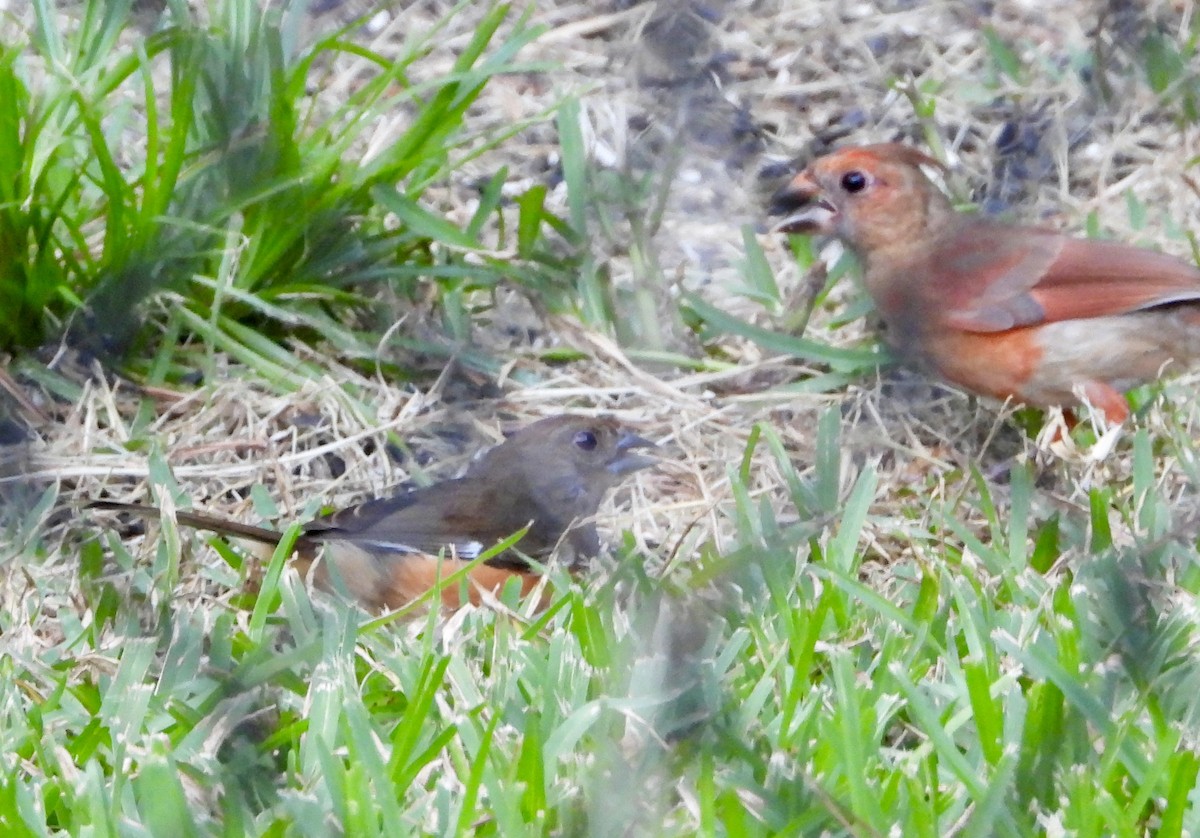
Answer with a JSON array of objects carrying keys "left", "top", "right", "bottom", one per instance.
[{"left": 5, "top": 0, "right": 1200, "bottom": 835}]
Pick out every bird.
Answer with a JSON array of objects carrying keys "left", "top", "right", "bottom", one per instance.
[
  {"left": 769, "top": 142, "right": 1200, "bottom": 423},
  {"left": 90, "top": 414, "right": 658, "bottom": 610}
]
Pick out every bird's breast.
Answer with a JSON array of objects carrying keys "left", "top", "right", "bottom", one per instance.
[{"left": 916, "top": 327, "right": 1045, "bottom": 402}]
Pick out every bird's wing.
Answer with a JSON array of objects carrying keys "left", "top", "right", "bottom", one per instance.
[
  {"left": 928, "top": 221, "right": 1200, "bottom": 332},
  {"left": 302, "top": 480, "right": 530, "bottom": 561}
]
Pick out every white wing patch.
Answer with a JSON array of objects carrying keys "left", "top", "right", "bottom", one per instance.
[{"left": 358, "top": 538, "right": 485, "bottom": 559}]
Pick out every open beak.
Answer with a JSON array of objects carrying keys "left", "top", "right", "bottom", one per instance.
[
  {"left": 768, "top": 171, "right": 836, "bottom": 235},
  {"left": 607, "top": 431, "right": 658, "bottom": 476}
]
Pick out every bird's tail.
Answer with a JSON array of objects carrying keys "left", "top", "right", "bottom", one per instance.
[{"left": 87, "top": 500, "right": 286, "bottom": 546}]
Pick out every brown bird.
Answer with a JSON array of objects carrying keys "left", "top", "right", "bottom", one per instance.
[
  {"left": 91, "top": 415, "right": 657, "bottom": 610},
  {"left": 770, "top": 142, "right": 1200, "bottom": 423}
]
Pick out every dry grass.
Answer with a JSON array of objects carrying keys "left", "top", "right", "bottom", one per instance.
[{"left": 5, "top": 1, "right": 1200, "bottom": 829}]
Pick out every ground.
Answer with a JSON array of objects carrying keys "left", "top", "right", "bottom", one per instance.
[{"left": 5, "top": 0, "right": 1200, "bottom": 833}]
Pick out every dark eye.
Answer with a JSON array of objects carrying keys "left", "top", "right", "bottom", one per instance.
[
  {"left": 573, "top": 430, "right": 598, "bottom": 451},
  {"left": 840, "top": 171, "right": 867, "bottom": 193}
]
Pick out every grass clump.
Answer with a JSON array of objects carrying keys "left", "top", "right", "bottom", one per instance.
[{"left": 2, "top": 0, "right": 578, "bottom": 385}]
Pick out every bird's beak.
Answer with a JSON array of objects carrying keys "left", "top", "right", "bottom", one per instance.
[
  {"left": 608, "top": 431, "right": 658, "bottom": 476},
  {"left": 769, "top": 171, "right": 836, "bottom": 235}
]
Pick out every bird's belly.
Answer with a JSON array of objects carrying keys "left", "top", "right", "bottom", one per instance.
[
  {"left": 920, "top": 311, "right": 1198, "bottom": 407},
  {"left": 1021, "top": 312, "right": 1196, "bottom": 402},
  {"left": 308, "top": 542, "right": 544, "bottom": 610}
]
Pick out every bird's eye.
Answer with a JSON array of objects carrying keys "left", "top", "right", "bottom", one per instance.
[
  {"left": 573, "top": 430, "right": 598, "bottom": 451},
  {"left": 840, "top": 171, "right": 867, "bottom": 193}
]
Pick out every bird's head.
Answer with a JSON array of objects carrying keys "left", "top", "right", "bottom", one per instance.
[
  {"left": 770, "top": 143, "right": 953, "bottom": 255},
  {"left": 475, "top": 414, "right": 657, "bottom": 505}
]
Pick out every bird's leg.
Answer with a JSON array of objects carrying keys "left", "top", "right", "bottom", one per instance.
[
  {"left": 1049, "top": 382, "right": 1129, "bottom": 445},
  {"left": 1078, "top": 381, "right": 1130, "bottom": 426}
]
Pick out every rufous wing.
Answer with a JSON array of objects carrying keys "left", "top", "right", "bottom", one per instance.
[{"left": 929, "top": 221, "right": 1200, "bottom": 333}]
